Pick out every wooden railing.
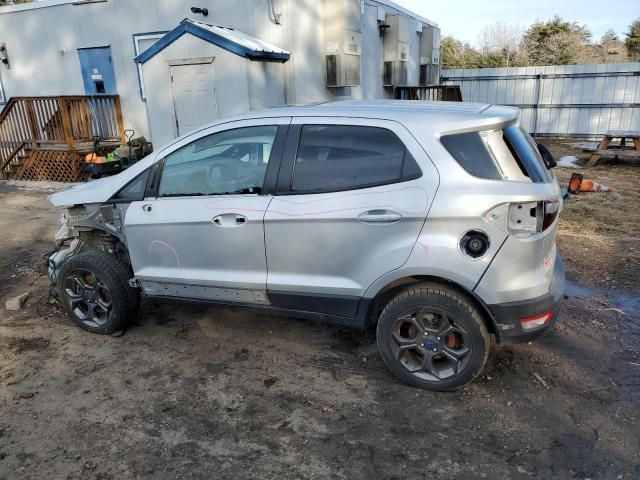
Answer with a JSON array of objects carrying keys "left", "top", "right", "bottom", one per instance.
[
  {"left": 0, "top": 95, "right": 124, "bottom": 178},
  {"left": 395, "top": 85, "right": 463, "bottom": 102}
]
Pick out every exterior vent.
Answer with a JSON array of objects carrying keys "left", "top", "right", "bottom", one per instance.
[
  {"left": 346, "top": 42, "right": 359, "bottom": 54},
  {"left": 344, "top": 54, "right": 360, "bottom": 85},
  {"left": 383, "top": 61, "right": 393, "bottom": 86},
  {"left": 420, "top": 24, "right": 441, "bottom": 85},
  {"left": 326, "top": 55, "right": 338, "bottom": 86},
  {"left": 382, "top": 15, "right": 412, "bottom": 86},
  {"left": 323, "top": 0, "right": 362, "bottom": 87},
  {"left": 419, "top": 64, "right": 428, "bottom": 86},
  {"left": 398, "top": 42, "right": 409, "bottom": 61},
  {"left": 398, "top": 62, "right": 407, "bottom": 85}
]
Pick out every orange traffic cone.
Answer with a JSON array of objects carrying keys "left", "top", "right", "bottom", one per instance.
[
  {"left": 567, "top": 173, "right": 613, "bottom": 193},
  {"left": 568, "top": 173, "right": 583, "bottom": 194},
  {"left": 579, "top": 179, "right": 612, "bottom": 192}
]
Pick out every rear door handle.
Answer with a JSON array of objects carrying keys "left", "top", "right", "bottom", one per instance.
[
  {"left": 142, "top": 204, "right": 153, "bottom": 212},
  {"left": 357, "top": 209, "right": 402, "bottom": 224},
  {"left": 212, "top": 213, "right": 248, "bottom": 227}
]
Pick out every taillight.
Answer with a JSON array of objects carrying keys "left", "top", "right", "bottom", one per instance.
[
  {"left": 542, "top": 199, "right": 560, "bottom": 231},
  {"left": 520, "top": 310, "right": 554, "bottom": 330},
  {"left": 505, "top": 197, "right": 561, "bottom": 235}
]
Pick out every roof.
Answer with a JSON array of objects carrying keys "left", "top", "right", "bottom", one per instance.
[
  {"left": 197, "top": 100, "right": 520, "bottom": 135},
  {"left": 0, "top": 0, "right": 438, "bottom": 28},
  {"left": 241, "top": 100, "right": 518, "bottom": 120},
  {"left": 373, "top": 0, "right": 437, "bottom": 27},
  {"left": 134, "top": 18, "right": 290, "bottom": 64}
]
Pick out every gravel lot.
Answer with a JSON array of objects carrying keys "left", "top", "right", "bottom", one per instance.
[{"left": 0, "top": 147, "right": 638, "bottom": 479}]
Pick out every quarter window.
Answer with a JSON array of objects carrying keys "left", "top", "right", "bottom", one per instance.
[
  {"left": 441, "top": 132, "right": 502, "bottom": 180},
  {"left": 291, "top": 125, "right": 421, "bottom": 193},
  {"left": 113, "top": 168, "right": 150, "bottom": 201},
  {"left": 158, "top": 126, "right": 278, "bottom": 197}
]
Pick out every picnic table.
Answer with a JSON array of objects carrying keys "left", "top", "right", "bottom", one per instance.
[{"left": 586, "top": 130, "right": 640, "bottom": 167}]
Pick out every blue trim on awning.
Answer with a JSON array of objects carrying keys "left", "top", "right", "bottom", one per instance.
[{"left": 134, "top": 21, "right": 290, "bottom": 64}]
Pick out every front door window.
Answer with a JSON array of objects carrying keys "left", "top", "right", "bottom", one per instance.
[{"left": 158, "top": 125, "right": 278, "bottom": 197}]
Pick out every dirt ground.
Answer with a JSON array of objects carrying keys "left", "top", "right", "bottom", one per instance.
[{"left": 0, "top": 146, "right": 639, "bottom": 479}]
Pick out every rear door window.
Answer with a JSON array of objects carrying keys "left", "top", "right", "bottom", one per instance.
[{"left": 291, "top": 125, "right": 421, "bottom": 193}]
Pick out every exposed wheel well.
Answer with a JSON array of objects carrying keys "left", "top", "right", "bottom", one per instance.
[
  {"left": 365, "top": 276, "right": 499, "bottom": 339},
  {"left": 77, "top": 230, "right": 132, "bottom": 269}
]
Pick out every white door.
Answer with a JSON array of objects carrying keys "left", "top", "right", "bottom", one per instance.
[{"left": 170, "top": 62, "right": 218, "bottom": 136}]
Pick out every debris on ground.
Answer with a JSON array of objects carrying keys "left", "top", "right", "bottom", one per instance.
[
  {"left": 557, "top": 155, "right": 582, "bottom": 168},
  {"left": 263, "top": 376, "right": 278, "bottom": 388},
  {"left": 5, "top": 292, "right": 30, "bottom": 311},
  {"left": 566, "top": 141, "right": 599, "bottom": 152},
  {"left": 532, "top": 372, "right": 549, "bottom": 388}
]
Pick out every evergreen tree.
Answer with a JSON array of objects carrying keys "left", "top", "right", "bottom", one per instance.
[
  {"left": 625, "top": 18, "right": 640, "bottom": 61},
  {"left": 521, "top": 16, "right": 591, "bottom": 65}
]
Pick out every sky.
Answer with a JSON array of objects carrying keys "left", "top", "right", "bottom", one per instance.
[{"left": 395, "top": 0, "right": 637, "bottom": 46}]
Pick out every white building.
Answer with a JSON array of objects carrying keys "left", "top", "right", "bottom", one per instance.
[{"left": 0, "top": 0, "right": 440, "bottom": 147}]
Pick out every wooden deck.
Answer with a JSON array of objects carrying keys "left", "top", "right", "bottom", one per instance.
[{"left": 0, "top": 95, "right": 124, "bottom": 180}]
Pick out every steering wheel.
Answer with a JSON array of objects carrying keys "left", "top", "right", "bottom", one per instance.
[{"left": 207, "top": 162, "right": 239, "bottom": 191}]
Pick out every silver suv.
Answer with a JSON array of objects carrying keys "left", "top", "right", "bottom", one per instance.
[{"left": 48, "top": 101, "right": 564, "bottom": 391}]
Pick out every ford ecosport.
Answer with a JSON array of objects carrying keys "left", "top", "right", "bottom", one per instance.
[{"left": 47, "top": 101, "right": 564, "bottom": 391}]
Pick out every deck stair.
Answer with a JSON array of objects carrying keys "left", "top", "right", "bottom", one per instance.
[{"left": 0, "top": 95, "right": 124, "bottom": 181}]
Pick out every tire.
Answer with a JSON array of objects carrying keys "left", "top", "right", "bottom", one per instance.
[
  {"left": 57, "top": 250, "right": 138, "bottom": 335},
  {"left": 376, "top": 283, "right": 490, "bottom": 392}
]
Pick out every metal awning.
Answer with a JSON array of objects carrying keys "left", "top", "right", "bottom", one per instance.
[{"left": 134, "top": 18, "right": 290, "bottom": 64}]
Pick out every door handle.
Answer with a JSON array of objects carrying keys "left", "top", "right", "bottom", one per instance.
[
  {"left": 357, "top": 209, "right": 402, "bottom": 224},
  {"left": 212, "top": 213, "right": 248, "bottom": 227},
  {"left": 142, "top": 204, "right": 153, "bottom": 212}
]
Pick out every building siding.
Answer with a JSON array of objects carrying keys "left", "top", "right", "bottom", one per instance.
[{"left": 0, "top": 0, "right": 440, "bottom": 146}]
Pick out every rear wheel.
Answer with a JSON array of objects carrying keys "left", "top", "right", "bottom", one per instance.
[
  {"left": 376, "top": 283, "right": 490, "bottom": 391},
  {"left": 58, "top": 250, "right": 137, "bottom": 334}
]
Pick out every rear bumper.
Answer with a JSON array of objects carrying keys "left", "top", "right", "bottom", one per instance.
[{"left": 488, "top": 254, "right": 565, "bottom": 342}]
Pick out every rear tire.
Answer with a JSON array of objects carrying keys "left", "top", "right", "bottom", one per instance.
[
  {"left": 57, "top": 250, "right": 138, "bottom": 335},
  {"left": 376, "top": 283, "right": 490, "bottom": 391}
]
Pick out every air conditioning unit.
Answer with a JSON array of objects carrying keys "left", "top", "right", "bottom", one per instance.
[
  {"left": 382, "top": 14, "right": 412, "bottom": 87},
  {"left": 324, "top": 0, "right": 362, "bottom": 87},
  {"left": 419, "top": 24, "right": 441, "bottom": 85}
]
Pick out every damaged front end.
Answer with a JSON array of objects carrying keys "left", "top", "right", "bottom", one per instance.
[{"left": 47, "top": 203, "right": 131, "bottom": 285}]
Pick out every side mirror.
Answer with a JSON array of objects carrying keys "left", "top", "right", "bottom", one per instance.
[{"left": 537, "top": 143, "right": 557, "bottom": 169}]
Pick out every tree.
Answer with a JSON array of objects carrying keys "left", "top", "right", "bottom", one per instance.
[
  {"left": 521, "top": 16, "right": 591, "bottom": 65},
  {"left": 601, "top": 29, "right": 619, "bottom": 44},
  {"left": 440, "top": 36, "right": 483, "bottom": 69},
  {"left": 477, "top": 22, "right": 525, "bottom": 67},
  {"left": 625, "top": 18, "right": 640, "bottom": 61},
  {"left": 595, "top": 29, "right": 627, "bottom": 63}
]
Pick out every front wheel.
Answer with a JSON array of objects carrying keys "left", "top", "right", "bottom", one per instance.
[
  {"left": 57, "top": 250, "right": 137, "bottom": 334},
  {"left": 376, "top": 283, "right": 490, "bottom": 391}
]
